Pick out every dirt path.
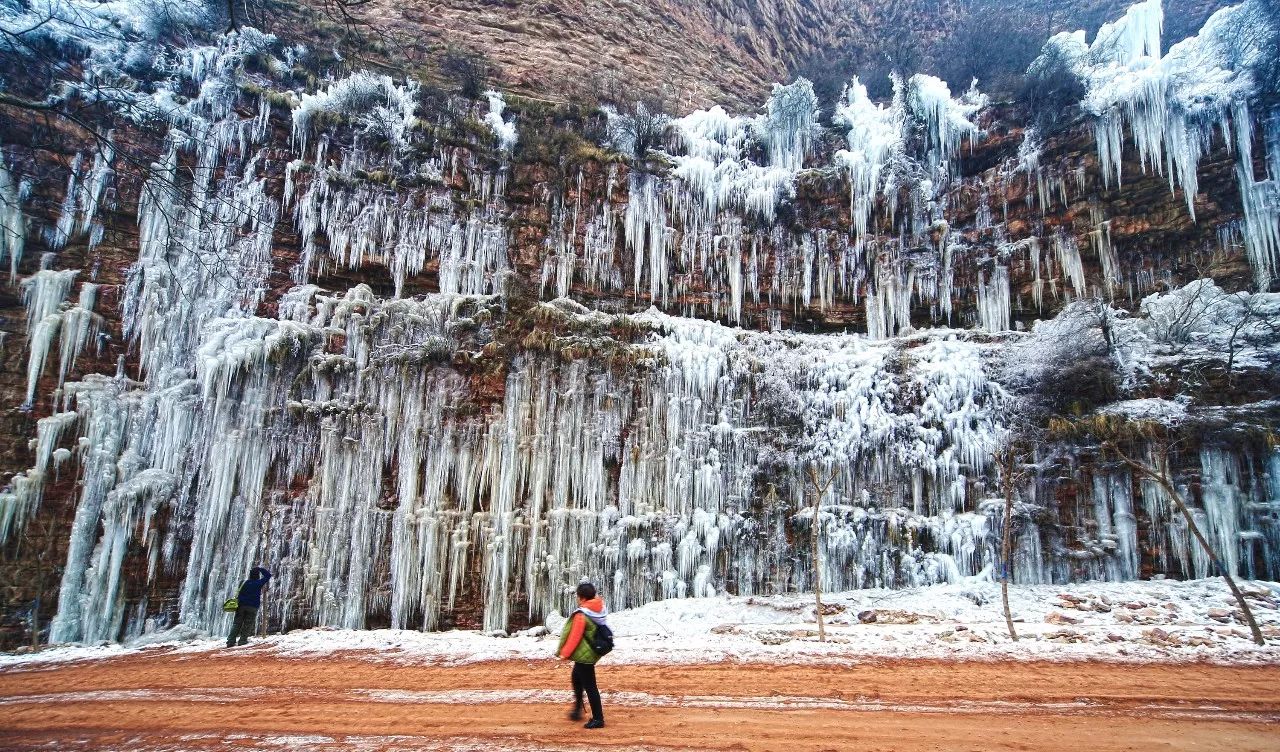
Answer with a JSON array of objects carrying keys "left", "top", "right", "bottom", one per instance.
[{"left": 2, "top": 651, "right": 1279, "bottom": 750}]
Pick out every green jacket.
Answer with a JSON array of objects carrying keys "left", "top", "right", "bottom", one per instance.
[{"left": 556, "top": 612, "right": 600, "bottom": 664}]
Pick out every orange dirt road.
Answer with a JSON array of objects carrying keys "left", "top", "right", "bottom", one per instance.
[{"left": 1, "top": 652, "right": 1278, "bottom": 751}]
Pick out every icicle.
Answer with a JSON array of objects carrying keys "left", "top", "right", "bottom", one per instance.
[
  {"left": 833, "top": 78, "right": 902, "bottom": 240},
  {"left": 57, "top": 283, "right": 101, "bottom": 387},
  {"left": 1053, "top": 230, "right": 1087, "bottom": 299},
  {"left": 976, "top": 266, "right": 1011, "bottom": 332},
  {"left": 1035, "top": 0, "right": 1278, "bottom": 283},
  {"left": 0, "top": 160, "right": 27, "bottom": 281},
  {"left": 905, "top": 74, "right": 983, "bottom": 170}
]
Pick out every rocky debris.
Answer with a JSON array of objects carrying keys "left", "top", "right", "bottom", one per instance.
[
  {"left": 869, "top": 610, "right": 934, "bottom": 625},
  {"left": 1143, "top": 627, "right": 1182, "bottom": 646},
  {"left": 756, "top": 628, "right": 822, "bottom": 645},
  {"left": 1229, "top": 586, "right": 1279, "bottom": 610},
  {"left": 1046, "top": 611, "right": 1084, "bottom": 625},
  {"left": 756, "top": 632, "right": 792, "bottom": 645},
  {"left": 1042, "top": 630, "right": 1087, "bottom": 643},
  {"left": 1055, "top": 594, "right": 1112, "bottom": 613},
  {"left": 711, "top": 624, "right": 742, "bottom": 635},
  {"left": 1117, "top": 607, "right": 1172, "bottom": 625},
  {"left": 751, "top": 598, "right": 805, "bottom": 612},
  {"left": 938, "top": 629, "right": 989, "bottom": 644},
  {"left": 857, "top": 610, "right": 878, "bottom": 624},
  {"left": 1206, "top": 607, "right": 1239, "bottom": 623},
  {"left": 1240, "top": 583, "right": 1275, "bottom": 599}
]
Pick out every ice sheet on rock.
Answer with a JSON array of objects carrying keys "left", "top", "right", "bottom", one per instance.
[
  {"left": 483, "top": 90, "right": 518, "bottom": 152},
  {"left": 292, "top": 71, "right": 419, "bottom": 152},
  {"left": 47, "top": 270, "right": 1280, "bottom": 643},
  {"left": 1097, "top": 398, "right": 1189, "bottom": 423}
]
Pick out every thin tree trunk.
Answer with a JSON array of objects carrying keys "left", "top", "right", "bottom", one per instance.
[
  {"left": 999, "top": 449, "right": 1018, "bottom": 641},
  {"left": 1112, "top": 444, "right": 1265, "bottom": 646},
  {"left": 30, "top": 594, "right": 40, "bottom": 648},
  {"left": 806, "top": 464, "right": 836, "bottom": 643}
]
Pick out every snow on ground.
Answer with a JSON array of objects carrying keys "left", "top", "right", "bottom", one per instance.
[{"left": 3, "top": 579, "right": 1279, "bottom": 670}]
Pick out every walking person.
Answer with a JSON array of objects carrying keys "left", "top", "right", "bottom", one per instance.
[
  {"left": 557, "top": 581, "right": 610, "bottom": 729},
  {"left": 226, "top": 566, "right": 272, "bottom": 648}
]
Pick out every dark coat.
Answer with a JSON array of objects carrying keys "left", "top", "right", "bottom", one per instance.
[{"left": 236, "top": 568, "right": 272, "bottom": 608}]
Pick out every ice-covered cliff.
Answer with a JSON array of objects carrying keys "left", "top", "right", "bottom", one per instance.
[{"left": 0, "top": 0, "right": 1276, "bottom": 645}]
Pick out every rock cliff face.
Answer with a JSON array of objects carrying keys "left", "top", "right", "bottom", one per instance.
[
  {"left": 0, "top": 0, "right": 1276, "bottom": 647},
  {"left": 362, "top": 0, "right": 916, "bottom": 106},
  {"left": 358, "top": 0, "right": 1232, "bottom": 106}
]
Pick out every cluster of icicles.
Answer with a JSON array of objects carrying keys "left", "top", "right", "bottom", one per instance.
[{"left": 0, "top": 0, "right": 1277, "bottom": 643}]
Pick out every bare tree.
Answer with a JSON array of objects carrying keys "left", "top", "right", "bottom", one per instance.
[
  {"left": 1105, "top": 440, "right": 1265, "bottom": 646},
  {"left": 996, "top": 446, "right": 1020, "bottom": 641},
  {"left": 805, "top": 462, "right": 837, "bottom": 642},
  {"left": 439, "top": 47, "right": 491, "bottom": 99},
  {"left": 600, "top": 95, "right": 671, "bottom": 163},
  {"left": 1217, "top": 293, "right": 1280, "bottom": 383}
]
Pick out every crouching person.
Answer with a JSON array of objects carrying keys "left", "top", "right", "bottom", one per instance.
[
  {"left": 557, "top": 581, "right": 611, "bottom": 729},
  {"left": 227, "top": 567, "right": 272, "bottom": 648}
]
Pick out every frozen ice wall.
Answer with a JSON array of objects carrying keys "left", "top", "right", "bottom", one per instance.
[
  {"left": 23, "top": 275, "right": 1280, "bottom": 642},
  {"left": 0, "top": 0, "right": 1278, "bottom": 646}
]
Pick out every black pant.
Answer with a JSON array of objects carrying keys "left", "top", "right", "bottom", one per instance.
[
  {"left": 227, "top": 606, "right": 258, "bottom": 647},
  {"left": 571, "top": 662, "right": 603, "bottom": 721}
]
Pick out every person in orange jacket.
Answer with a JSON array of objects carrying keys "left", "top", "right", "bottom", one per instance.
[{"left": 556, "top": 581, "right": 609, "bottom": 729}]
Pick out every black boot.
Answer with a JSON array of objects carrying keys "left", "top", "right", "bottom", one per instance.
[
  {"left": 568, "top": 706, "right": 583, "bottom": 721},
  {"left": 584, "top": 719, "right": 605, "bottom": 729}
]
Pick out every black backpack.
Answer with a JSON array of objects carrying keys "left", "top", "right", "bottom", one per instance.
[{"left": 582, "top": 612, "right": 614, "bottom": 657}]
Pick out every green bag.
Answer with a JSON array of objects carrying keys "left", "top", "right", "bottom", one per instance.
[{"left": 222, "top": 598, "right": 239, "bottom": 613}]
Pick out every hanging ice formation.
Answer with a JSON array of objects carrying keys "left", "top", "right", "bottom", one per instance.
[
  {"left": 831, "top": 73, "right": 984, "bottom": 337},
  {"left": 292, "top": 71, "right": 420, "bottom": 153},
  {"left": 483, "top": 90, "right": 519, "bottom": 153},
  {"left": 19, "top": 270, "right": 1280, "bottom": 643},
  {"left": 1028, "top": 0, "right": 1280, "bottom": 288},
  {"left": 620, "top": 80, "right": 823, "bottom": 311},
  {"left": 18, "top": 269, "right": 102, "bottom": 408},
  {"left": 0, "top": 0, "right": 1277, "bottom": 647},
  {"left": 0, "top": 160, "right": 29, "bottom": 281},
  {"left": 611, "top": 74, "right": 991, "bottom": 333}
]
